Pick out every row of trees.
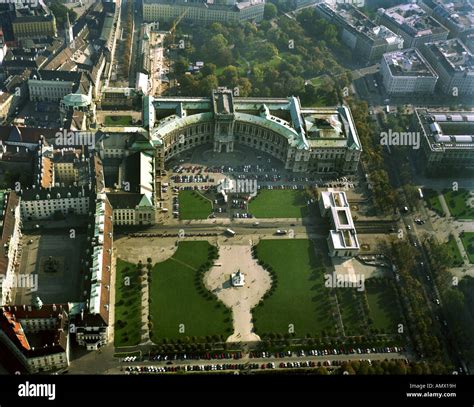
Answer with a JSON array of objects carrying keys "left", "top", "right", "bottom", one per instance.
[
  {"left": 382, "top": 240, "right": 445, "bottom": 362},
  {"left": 424, "top": 237, "right": 474, "bottom": 365}
]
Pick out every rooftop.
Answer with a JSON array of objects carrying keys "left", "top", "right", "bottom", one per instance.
[
  {"left": 424, "top": 38, "right": 474, "bottom": 74},
  {"left": 379, "top": 3, "right": 448, "bottom": 37},
  {"left": 416, "top": 108, "right": 474, "bottom": 150},
  {"left": 383, "top": 48, "right": 438, "bottom": 77}
]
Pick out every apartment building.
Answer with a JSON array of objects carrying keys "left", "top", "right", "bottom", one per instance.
[{"left": 380, "top": 48, "right": 438, "bottom": 94}]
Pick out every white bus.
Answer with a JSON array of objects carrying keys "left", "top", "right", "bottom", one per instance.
[
  {"left": 418, "top": 188, "right": 423, "bottom": 199},
  {"left": 225, "top": 228, "right": 236, "bottom": 237}
]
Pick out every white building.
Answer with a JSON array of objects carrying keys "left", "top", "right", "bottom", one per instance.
[
  {"left": 0, "top": 303, "right": 70, "bottom": 374},
  {"left": 20, "top": 186, "right": 91, "bottom": 220},
  {"left": 106, "top": 192, "right": 154, "bottom": 225},
  {"left": 421, "top": 38, "right": 474, "bottom": 96},
  {"left": 380, "top": 48, "right": 438, "bottom": 94},
  {"left": 0, "top": 191, "right": 22, "bottom": 305},
  {"left": 319, "top": 190, "right": 360, "bottom": 257}
]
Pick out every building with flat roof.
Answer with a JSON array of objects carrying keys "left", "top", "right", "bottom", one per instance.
[
  {"left": 415, "top": 108, "right": 474, "bottom": 175},
  {"left": 380, "top": 48, "right": 438, "bottom": 94},
  {"left": 420, "top": 38, "right": 474, "bottom": 96},
  {"left": 142, "top": 0, "right": 265, "bottom": 24},
  {"left": 419, "top": 0, "right": 474, "bottom": 40},
  {"left": 319, "top": 190, "right": 360, "bottom": 257},
  {"left": 316, "top": 3, "right": 403, "bottom": 62},
  {"left": 376, "top": 3, "right": 449, "bottom": 48}
]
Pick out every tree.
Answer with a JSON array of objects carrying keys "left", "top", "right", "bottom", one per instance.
[
  {"left": 220, "top": 65, "right": 240, "bottom": 88},
  {"left": 264, "top": 3, "right": 277, "bottom": 20}
]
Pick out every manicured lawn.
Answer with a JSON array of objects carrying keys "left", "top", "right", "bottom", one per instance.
[
  {"left": 178, "top": 190, "right": 212, "bottom": 220},
  {"left": 104, "top": 115, "right": 133, "bottom": 126},
  {"left": 253, "top": 239, "right": 335, "bottom": 337},
  {"left": 149, "top": 241, "right": 232, "bottom": 342},
  {"left": 460, "top": 232, "right": 474, "bottom": 264},
  {"left": 443, "top": 189, "right": 474, "bottom": 219},
  {"left": 366, "top": 282, "right": 400, "bottom": 334},
  {"left": 337, "top": 289, "right": 365, "bottom": 336},
  {"left": 248, "top": 189, "right": 314, "bottom": 218},
  {"left": 447, "top": 235, "right": 464, "bottom": 267},
  {"left": 424, "top": 189, "right": 444, "bottom": 216},
  {"left": 114, "top": 259, "right": 143, "bottom": 347}
]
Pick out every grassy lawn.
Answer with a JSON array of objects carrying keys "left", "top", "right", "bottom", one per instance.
[
  {"left": 178, "top": 190, "right": 212, "bottom": 220},
  {"left": 253, "top": 239, "right": 335, "bottom": 337},
  {"left": 424, "top": 189, "right": 444, "bottom": 216},
  {"left": 114, "top": 259, "right": 143, "bottom": 347},
  {"left": 447, "top": 235, "right": 464, "bottom": 267},
  {"left": 149, "top": 241, "right": 232, "bottom": 342},
  {"left": 460, "top": 232, "right": 474, "bottom": 264},
  {"left": 249, "top": 189, "right": 314, "bottom": 218},
  {"left": 366, "top": 282, "right": 400, "bottom": 334},
  {"left": 337, "top": 289, "right": 365, "bottom": 336},
  {"left": 443, "top": 189, "right": 474, "bottom": 219},
  {"left": 104, "top": 115, "right": 133, "bottom": 126}
]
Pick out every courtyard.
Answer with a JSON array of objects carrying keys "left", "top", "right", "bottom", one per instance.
[{"left": 15, "top": 231, "right": 86, "bottom": 304}]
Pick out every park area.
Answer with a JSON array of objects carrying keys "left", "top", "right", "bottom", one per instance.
[
  {"left": 179, "top": 190, "right": 212, "bottom": 220},
  {"left": 249, "top": 189, "right": 315, "bottom": 218},
  {"left": 149, "top": 241, "right": 232, "bottom": 342},
  {"left": 104, "top": 115, "right": 134, "bottom": 126},
  {"left": 443, "top": 189, "right": 474, "bottom": 220},
  {"left": 252, "top": 239, "right": 336, "bottom": 337},
  {"left": 461, "top": 232, "right": 474, "bottom": 264},
  {"left": 424, "top": 189, "right": 444, "bottom": 216},
  {"left": 114, "top": 259, "right": 143, "bottom": 347},
  {"left": 447, "top": 235, "right": 464, "bottom": 267},
  {"left": 365, "top": 281, "right": 401, "bottom": 334}
]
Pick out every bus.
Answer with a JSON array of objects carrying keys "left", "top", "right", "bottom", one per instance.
[
  {"left": 418, "top": 188, "right": 424, "bottom": 199},
  {"left": 225, "top": 228, "right": 236, "bottom": 237}
]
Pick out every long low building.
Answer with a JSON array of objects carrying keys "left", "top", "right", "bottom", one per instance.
[
  {"left": 142, "top": 0, "right": 265, "bottom": 24},
  {"left": 319, "top": 190, "right": 360, "bottom": 258},
  {"left": 376, "top": 3, "right": 449, "bottom": 48},
  {"left": 415, "top": 108, "right": 474, "bottom": 175},
  {"left": 141, "top": 88, "right": 362, "bottom": 176}
]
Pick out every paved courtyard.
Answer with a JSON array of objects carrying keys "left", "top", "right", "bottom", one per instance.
[
  {"left": 204, "top": 245, "right": 272, "bottom": 343},
  {"left": 15, "top": 232, "right": 86, "bottom": 304}
]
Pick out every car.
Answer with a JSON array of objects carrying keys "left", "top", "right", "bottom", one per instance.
[
  {"left": 435, "top": 298, "right": 440, "bottom": 305},
  {"left": 407, "top": 225, "right": 412, "bottom": 230}
]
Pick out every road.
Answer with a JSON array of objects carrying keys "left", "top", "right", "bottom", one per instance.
[
  {"left": 384, "top": 138, "right": 466, "bottom": 372},
  {"left": 68, "top": 348, "right": 408, "bottom": 374}
]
